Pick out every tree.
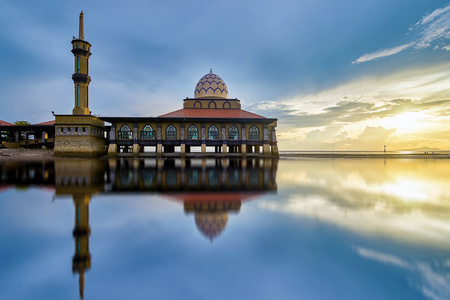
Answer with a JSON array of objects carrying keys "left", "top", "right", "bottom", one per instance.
[{"left": 14, "top": 121, "right": 31, "bottom": 126}]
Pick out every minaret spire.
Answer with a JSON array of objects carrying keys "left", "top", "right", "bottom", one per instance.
[{"left": 79, "top": 11, "right": 84, "bottom": 40}]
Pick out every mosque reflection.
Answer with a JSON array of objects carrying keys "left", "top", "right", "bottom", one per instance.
[
  {"left": 0, "top": 158, "right": 277, "bottom": 298},
  {"left": 55, "top": 158, "right": 276, "bottom": 298},
  {"left": 105, "top": 158, "right": 277, "bottom": 241}
]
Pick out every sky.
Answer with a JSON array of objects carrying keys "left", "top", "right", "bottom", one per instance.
[{"left": 1, "top": 0, "right": 450, "bottom": 151}]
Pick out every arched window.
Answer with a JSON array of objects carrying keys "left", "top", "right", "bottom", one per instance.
[
  {"left": 228, "top": 125, "right": 239, "bottom": 140},
  {"left": 208, "top": 170, "right": 219, "bottom": 187},
  {"left": 118, "top": 124, "right": 132, "bottom": 139},
  {"left": 187, "top": 125, "right": 198, "bottom": 139},
  {"left": 77, "top": 56, "right": 81, "bottom": 73},
  {"left": 208, "top": 101, "right": 216, "bottom": 109},
  {"left": 194, "top": 101, "right": 202, "bottom": 108},
  {"left": 187, "top": 169, "right": 199, "bottom": 187},
  {"left": 166, "top": 170, "right": 177, "bottom": 187},
  {"left": 223, "top": 101, "right": 231, "bottom": 109},
  {"left": 208, "top": 125, "right": 219, "bottom": 139},
  {"left": 249, "top": 125, "right": 259, "bottom": 140},
  {"left": 141, "top": 124, "right": 155, "bottom": 139},
  {"left": 77, "top": 84, "right": 80, "bottom": 107},
  {"left": 166, "top": 125, "right": 177, "bottom": 139}
]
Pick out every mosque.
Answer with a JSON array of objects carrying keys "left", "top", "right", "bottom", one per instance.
[{"left": 53, "top": 12, "right": 279, "bottom": 157}]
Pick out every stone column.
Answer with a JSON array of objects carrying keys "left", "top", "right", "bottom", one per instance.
[
  {"left": 241, "top": 123, "right": 246, "bottom": 155},
  {"left": 107, "top": 123, "right": 117, "bottom": 156},
  {"left": 157, "top": 123, "right": 162, "bottom": 157},
  {"left": 201, "top": 123, "right": 206, "bottom": 153},
  {"left": 221, "top": 123, "right": 227, "bottom": 154},
  {"left": 180, "top": 123, "right": 186, "bottom": 156},
  {"left": 132, "top": 122, "right": 139, "bottom": 156},
  {"left": 263, "top": 125, "right": 271, "bottom": 155},
  {"left": 271, "top": 127, "right": 279, "bottom": 157}
]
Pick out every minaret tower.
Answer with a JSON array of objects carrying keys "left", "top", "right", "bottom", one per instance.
[
  {"left": 71, "top": 11, "right": 91, "bottom": 115},
  {"left": 54, "top": 11, "right": 105, "bottom": 157},
  {"left": 72, "top": 194, "right": 91, "bottom": 299}
]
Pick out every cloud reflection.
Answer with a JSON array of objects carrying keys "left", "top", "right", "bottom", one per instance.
[
  {"left": 260, "top": 159, "right": 450, "bottom": 248},
  {"left": 355, "top": 247, "right": 450, "bottom": 300}
]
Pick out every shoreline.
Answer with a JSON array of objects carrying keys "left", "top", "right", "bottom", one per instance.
[{"left": 1, "top": 148, "right": 450, "bottom": 161}]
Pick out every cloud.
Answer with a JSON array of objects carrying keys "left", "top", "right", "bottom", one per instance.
[
  {"left": 305, "top": 126, "right": 348, "bottom": 141},
  {"left": 353, "top": 3, "right": 450, "bottom": 63},
  {"left": 355, "top": 247, "right": 411, "bottom": 269},
  {"left": 352, "top": 43, "right": 414, "bottom": 64},
  {"left": 355, "top": 247, "right": 450, "bottom": 300}
]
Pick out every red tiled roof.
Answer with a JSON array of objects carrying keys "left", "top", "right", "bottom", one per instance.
[
  {"left": 33, "top": 120, "right": 55, "bottom": 126},
  {"left": 158, "top": 109, "right": 266, "bottom": 119},
  {"left": 0, "top": 120, "right": 14, "bottom": 126},
  {"left": 165, "top": 192, "right": 262, "bottom": 203}
]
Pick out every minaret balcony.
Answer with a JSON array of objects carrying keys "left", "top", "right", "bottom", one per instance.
[
  {"left": 72, "top": 73, "right": 91, "bottom": 84},
  {"left": 71, "top": 48, "right": 91, "bottom": 56}
]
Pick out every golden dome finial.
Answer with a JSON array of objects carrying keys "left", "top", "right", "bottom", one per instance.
[{"left": 210, "top": 68, "right": 212, "bottom": 74}]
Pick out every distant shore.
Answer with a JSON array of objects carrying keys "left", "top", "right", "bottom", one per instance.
[{"left": 1, "top": 148, "right": 450, "bottom": 161}]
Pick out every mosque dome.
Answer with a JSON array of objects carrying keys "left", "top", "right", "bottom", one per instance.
[
  {"left": 194, "top": 70, "right": 228, "bottom": 99},
  {"left": 195, "top": 212, "right": 229, "bottom": 241}
]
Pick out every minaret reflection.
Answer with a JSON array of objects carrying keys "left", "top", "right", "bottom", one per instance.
[
  {"left": 109, "top": 157, "right": 278, "bottom": 241},
  {"left": 54, "top": 159, "right": 105, "bottom": 299}
]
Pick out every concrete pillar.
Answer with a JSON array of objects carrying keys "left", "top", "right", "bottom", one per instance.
[
  {"left": 180, "top": 123, "right": 185, "bottom": 140},
  {"left": 132, "top": 144, "right": 140, "bottom": 156},
  {"left": 222, "top": 143, "right": 227, "bottom": 154},
  {"left": 271, "top": 127, "right": 279, "bottom": 157},
  {"left": 133, "top": 123, "right": 139, "bottom": 156},
  {"left": 181, "top": 144, "right": 186, "bottom": 156},
  {"left": 156, "top": 123, "right": 162, "bottom": 140},
  {"left": 107, "top": 143, "right": 117, "bottom": 156},
  {"left": 201, "top": 143, "right": 206, "bottom": 153},
  {"left": 107, "top": 123, "right": 117, "bottom": 156},
  {"left": 241, "top": 144, "right": 247, "bottom": 155},
  {"left": 157, "top": 143, "right": 163, "bottom": 156},
  {"left": 263, "top": 144, "right": 271, "bottom": 155}
]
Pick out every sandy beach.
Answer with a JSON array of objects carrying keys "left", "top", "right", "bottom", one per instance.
[{"left": 0, "top": 148, "right": 55, "bottom": 161}]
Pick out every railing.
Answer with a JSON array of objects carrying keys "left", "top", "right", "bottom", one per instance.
[
  {"left": 118, "top": 131, "right": 132, "bottom": 139},
  {"left": 140, "top": 131, "right": 155, "bottom": 139}
]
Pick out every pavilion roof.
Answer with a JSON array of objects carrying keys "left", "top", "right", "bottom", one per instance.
[
  {"left": 33, "top": 120, "right": 55, "bottom": 126},
  {"left": 0, "top": 120, "right": 14, "bottom": 126}
]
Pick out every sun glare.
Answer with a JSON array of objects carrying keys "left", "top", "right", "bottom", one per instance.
[{"left": 383, "top": 111, "right": 429, "bottom": 131}]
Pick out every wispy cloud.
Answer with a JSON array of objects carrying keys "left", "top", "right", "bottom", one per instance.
[
  {"left": 355, "top": 247, "right": 412, "bottom": 269},
  {"left": 352, "top": 43, "right": 414, "bottom": 64},
  {"left": 353, "top": 3, "right": 450, "bottom": 63}
]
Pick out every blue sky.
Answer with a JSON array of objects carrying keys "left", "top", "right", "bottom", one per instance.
[{"left": 1, "top": 0, "right": 450, "bottom": 150}]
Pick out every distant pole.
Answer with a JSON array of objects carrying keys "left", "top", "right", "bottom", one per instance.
[{"left": 384, "top": 145, "right": 386, "bottom": 153}]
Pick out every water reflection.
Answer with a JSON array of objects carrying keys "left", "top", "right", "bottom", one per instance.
[
  {"left": 0, "top": 158, "right": 277, "bottom": 299},
  {"left": 106, "top": 158, "right": 277, "bottom": 241},
  {"left": 270, "top": 159, "right": 450, "bottom": 246},
  {"left": 2, "top": 158, "right": 450, "bottom": 299}
]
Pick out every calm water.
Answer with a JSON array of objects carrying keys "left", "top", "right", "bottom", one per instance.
[{"left": 1, "top": 157, "right": 449, "bottom": 300}]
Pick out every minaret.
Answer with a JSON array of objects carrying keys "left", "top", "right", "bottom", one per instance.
[
  {"left": 71, "top": 11, "right": 91, "bottom": 115},
  {"left": 72, "top": 194, "right": 91, "bottom": 299}
]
